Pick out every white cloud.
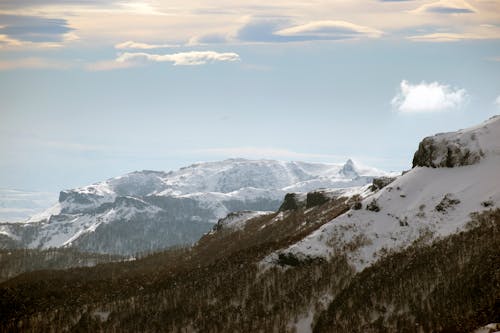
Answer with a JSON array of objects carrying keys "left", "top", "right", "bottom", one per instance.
[
  {"left": 412, "top": 0, "right": 476, "bottom": 14},
  {"left": 116, "top": 50, "right": 240, "bottom": 66},
  {"left": 275, "top": 20, "right": 383, "bottom": 39},
  {"left": 495, "top": 95, "right": 500, "bottom": 107},
  {"left": 85, "top": 59, "right": 135, "bottom": 71},
  {"left": 407, "top": 32, "right": 479, "bottom": 42},
  {"left": 87, "top": 50, "right": 240, "bottom": 70},
  {"left": 392, "top": 80, "right": 467, "bottom": 113},
  {"left": 115, "top": 40, "right": 178, "bottom": 50}
]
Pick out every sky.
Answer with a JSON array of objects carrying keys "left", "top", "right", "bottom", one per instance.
[{"left": 0, "top": 0, "right": 499, "bottom": 192}]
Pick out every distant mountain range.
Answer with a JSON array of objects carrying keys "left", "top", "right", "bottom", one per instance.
[{"left": 0, "top": 158, "right": 389, "bottom": 255}]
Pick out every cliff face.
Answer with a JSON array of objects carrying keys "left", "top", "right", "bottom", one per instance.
[
  {"left": 412, "top": 115, "right": 500, "bottom": 168},
  {"left": 412, "top": 136, "right": 483, "bottom": 168}
]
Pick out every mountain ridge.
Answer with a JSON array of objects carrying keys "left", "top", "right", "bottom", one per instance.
[{"left": 0, "top": 158, "right": 388, "bottom": 255}]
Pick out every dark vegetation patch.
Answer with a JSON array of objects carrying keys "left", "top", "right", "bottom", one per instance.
[
  {"left": 0, "top": 197, "right": 352, "bottom": 332},
  {"left": 435, "top": 193, "right": 461, "bottom": 212},
  {"left": 0, "top": 248, "right": 124, "bottom": 283},
  {"left": 314, "top": 209, "right": 500, "bottom": 333},
  {"left": 366, "top": 199, "right": 381, "bottom": 212}
]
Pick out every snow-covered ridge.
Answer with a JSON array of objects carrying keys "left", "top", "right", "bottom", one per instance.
[
  {"left": 266, "top": 116, "right": 500, "bottom": 271},
  {"left": 413, "top": 115, "right": 500, "bottom": 168},
  {"left": 1, "top": 158, "right": 388, "bottom": 255}
]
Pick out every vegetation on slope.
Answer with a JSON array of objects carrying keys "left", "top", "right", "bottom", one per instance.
[{"left": 314, "top": 209, "right": 500, "bottom": 333}]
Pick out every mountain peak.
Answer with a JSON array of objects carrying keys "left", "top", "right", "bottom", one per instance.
[{"left": 340, "top": 158, "right": 358, "bottom": 177}]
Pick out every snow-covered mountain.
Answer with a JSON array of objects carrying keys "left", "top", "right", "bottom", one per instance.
[
  {"left": 0, "top": 158, "right": 388, "bottom": 255},
  {"left": 265, "top": 115, "right": 500, "bottom": 272}
]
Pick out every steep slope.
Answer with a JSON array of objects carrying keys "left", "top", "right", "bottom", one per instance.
[
  {"left": 313, "top": 209, "right": 500, "bottom": 333},
  {"left": 0, "top": 159, "right": 386, "bottom": 255},
  {"left": 266, "top": 115, "right": 500, "bottom": 271}
]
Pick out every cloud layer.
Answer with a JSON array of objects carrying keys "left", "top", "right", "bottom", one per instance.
[
  {"left": 275, "top": 21, "right": 383, "bottom": 39},
  {"left": 0, "top": 14, "right": 73, "bottom": 43},
  {"left": 236, "top": 19, "right": 382, "bottom": 43},
  {"left": 115, "top": 41, "right": 178, "bottom": 50},
  {"left": 392, "top": 80, "right": 467, "bottom": 113},
  {"left": 116, "top": 51, "right": 240, "bottom": 66},
  {"left": 413, "top": 0, "right": 476, "bottom": 14}
]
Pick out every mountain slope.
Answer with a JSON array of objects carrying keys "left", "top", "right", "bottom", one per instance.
[
  {"left": 1, "top": 116, "right": 498, "bottom": 333},
  {"left": 0, "top": 159, "right": 386, "bottom": 255},
  {"left": 266, "top": 115, "right": 500, "bottom": 271}
]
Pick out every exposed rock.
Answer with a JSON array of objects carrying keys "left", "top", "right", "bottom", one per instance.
[
  {"left": 370, "top": 176, "right": 396, "bottom": 191},
  {"left": 279, "top": 193, "right": 306, "bottom": 211},
  {"left": 366, "top": 199, "right": 381, "bottom": 212},
  {"left": 412, "top": 134, "right": 483, "bottom": 168},
  {"left": 306, "top": 191, "right": 330, "bottom": 209},
  {"left": 435, "top": 193, "right": 461, "bottom": 213}
]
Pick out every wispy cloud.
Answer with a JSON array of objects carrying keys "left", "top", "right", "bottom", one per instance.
[
  {"left": 407, "top": 23, "right": 500, "bottom": 42},
  {"left": 189, "top": 33, "right": 229, "bottom": 45},
  {"left": 115, "top": 40, "right": 178, "bottom": 50},
  {"left": 116, "top": 51, "right": 240, "bottom": 66},
  {"left": 392, "top": 80, "right": 467, "bottom": 113},
  {"left": 413, "top": 0, "right": 476, "bottom": 14},
  {"left": 193, "top": 147, "right": 345, "bottom": 161},
  {"left": 0, "top": 0, "right": 114, "bottom": 9},
  {"left": 0, "top": 57, "right": 72, "bottom": 70},
  {"left": 407, "top": 32, "right": 479, "bottom": 42},
  {"left": 87, "top": 50, "right": 240, "bottom": 70},
  {"left": 275, "top": 20, "right": 383, "bottom": 39},
  {"left": 236, "top": 18, "right": 382, "bottom": 43},
  {"left": 0, "top": 14, "right": 73, "bottom": 43}
]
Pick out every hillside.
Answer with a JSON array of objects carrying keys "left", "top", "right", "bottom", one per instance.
[{"left": 0, "top": 116, "right": 499, "bottom": 332}]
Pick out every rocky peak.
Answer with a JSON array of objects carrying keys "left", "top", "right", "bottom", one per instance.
[{"left": 412, "top": 116, "right": 500, "bottom": 168}]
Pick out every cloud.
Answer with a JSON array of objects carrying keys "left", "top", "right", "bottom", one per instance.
[
  {"left": 194, "top": 147, "right": 344, "bottom": 161},
  {"left": 116, "top": 51, "right": 240, "bottom": 66},
  {"left": 88, "top": 50, "right": 240, "bottom": 70},
  {"left": 0, "top": 14, "right": 73, "bottom": 43},
  {"left": 115, "top": 41, "right": 178, "bottom": 50},
  {"left": 0, "top": 57, "right": 72, "bottom": 70},
  {"left": 236, "top": 19, "right": 290, "bottom": 43},
  {"left": 236, "top": 18, "right": 382, "bottom": 43},
  {"left": 189, "top": 33, "right": 229, "bottom": 45},
  {"left": 275, "top": 21, "right": 383, "bottom": 39},
  {"left": 0, "top": 0, "right": 112, "bottom": 8},
  {"left": 405, "top": 22, "right": 500, "bottom": 42},
  {"left": 413, "top": 0, "right": 476, "bottom": 14},
  {"left": 407, "top": 32, "right": 479, "bottom": 42},
  {"left": 392, "top": 80, "right": 467, "bottom": 113},
  {"left": 495, "top": 95, "right": 500, "bottom": 107}
]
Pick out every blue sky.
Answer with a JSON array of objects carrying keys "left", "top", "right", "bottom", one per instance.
[{"left": 0, "top": 0, "right": 499, "bottom": 192}]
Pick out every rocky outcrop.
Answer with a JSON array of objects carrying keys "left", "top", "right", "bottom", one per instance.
[
  {"left": 370, "top": 176, "right": 396, "bottom": 191},
  {"left": 306, "top": 191, "right": 330, "bottom": 209},
  {"left": 412, "top": 137, "right": 483, "bottom": 168},
  {"left": 279, "top": 193, "right": 306, "bottom": 211}
]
